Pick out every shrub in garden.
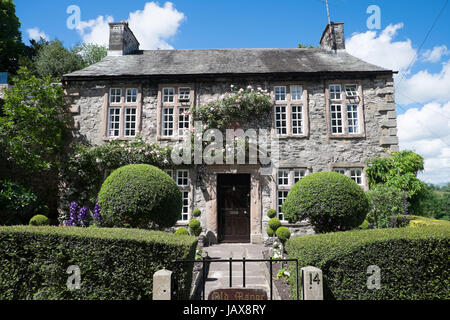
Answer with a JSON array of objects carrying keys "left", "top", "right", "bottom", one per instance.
[
  {"left": 0, "top": 226, "right": 197, "bottom": 299},
  {"left": 282, "top": 172, "right": 369, "bottom": 233},
  {"left": 188, "top": 219, "right": 202, "bottom": 237},
  {"left": 28, "top": 215, "right": 49, "bottom": 226},
  {"left": 268, "top": 218, "right": 281, "bottom": 232},
  {"left": 266, "top": 209, "right": 277, "bottom": 219},
  {"left": 192, "top": 208, "right": 201, "bottom": 218},
  {"left": 266, "top": 226, "right": 274, "bottom": 237},
  {"left": 0, "top": 180, "right": 46, "bottom": 226},
  {"left": 286, "top": 221, "right": 450, "bottom": 300},
  {"left": 276, "top": 227, "right": 291, "bottom": 244},
  {"left": 98, "top": 164, "right": 182, "bottom": 228},
  {"left": 175, "top": 227, "right": 190, "bottom": 236},
  {"left": 366, "top": 184, "right": 407, "bottom": 228}
]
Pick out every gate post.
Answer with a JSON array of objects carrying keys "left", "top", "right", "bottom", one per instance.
[
  {"left": 153, "top": 269, "right": 172, "bottom": 300},
  {"left": 301, "top": 266, "right": 323, "bottom": 300}
]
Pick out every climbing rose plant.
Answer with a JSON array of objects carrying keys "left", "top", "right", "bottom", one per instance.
[{"left": 192, "top": 85, "right": 273, "bottom": 130}]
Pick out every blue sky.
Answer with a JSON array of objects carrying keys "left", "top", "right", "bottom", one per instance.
[{"left": 15, "top": 0, "right": 450, "bottom": 184}]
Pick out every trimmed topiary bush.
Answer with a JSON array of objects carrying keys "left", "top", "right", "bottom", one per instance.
[
  {"left": 0, "top": 226, "right": 197, "bottom": 299},
  {"left": 286, "top": 222, "right": 450, "bottom": 300},
  {"left": 28, "top": 215, "right": 49, "bottom": 226},
  {"left": 174, "top": 227, "right": 190, "bottom": 235},
  {"left": 98, "top": 164, "right": 182, "bottom": 228},
  {"left": 188, "top": 219, "right": 202, "bottom": 237},
  {"left": 192, "top": 208, "right": 201, "bottom": 218},
  {"left": 276, "top": 227, "right": 291, "bottom": 244},
  {"left": 268, "top": 218, "right": 281, "bottom": 232},
  {"left": 266, "top": 226, "right": 274, "bottom": 237},
  {"left": 282, "top": 172, "right": 369, "bottom": 233},
  {"left": 266, "top": 209, "right": 277, "bottom": 219}
]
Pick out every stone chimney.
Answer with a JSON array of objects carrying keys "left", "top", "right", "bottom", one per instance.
[
  {"left": 320, "top": 22, "right": 345, "bottom": 52},
  {"left": 108, "top": 21, "right": 140, "bottom": 56}
]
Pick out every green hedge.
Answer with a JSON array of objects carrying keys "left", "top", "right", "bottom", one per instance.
[
  {"left": 286, "top": 222, "right": 450, "bottom": 300},
  {"left": 0, "top": 226, "right": 197, "bottom": 300}
]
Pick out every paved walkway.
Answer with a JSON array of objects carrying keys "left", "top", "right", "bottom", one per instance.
[{"left": 202, "top": 243, "right": 271, "bottom": 300}]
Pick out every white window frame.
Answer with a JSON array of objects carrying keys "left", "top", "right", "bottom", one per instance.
[
  {"left": 109, "top": 88, "right": 122, "bottom": 104},
  {"left": 350, "top": 168, "right": 364, "bottom": 186},
  {"left": 346, "top": 104, "right": 360, "bottom": 134},
  {"left": 162, "top": 107, "right": 174, "bottom": 137},
  {"left": 178, "top": 107, "right": 190, "bottom": 136},
  {"left": 178, "top": 87, "right": 191, "bottom": 101},
  {"left": 329, "top": 84, "right": 341, "bottom": 100},
  {"left": 291, "top": 105, "right": 303, "bottom": 135},
  {"left": 124, "top": 107, "right": 137, "bottom": 137},
  {"left": 176, "top": 169, "right": 189, "bottom": 187},
  {"left": 344, "top": 84, "right": 358, "bottom": 98},
  {"left": 274, "top": 105, "right": 288, "bottom": 135},
  {"left": 277, "top": 169, "right": 290, "bottom": 186},
  {"left": 164, "top": 169, "right": 174, "bottom": 180},
  {"left": 277, "top": 190, "right": 289, "bottom": 221},
  {"left": 274, "top": 86, "right": 287, "bottom": 101},
  {"left": 330, "top": 104, "right": 343, "bottom": 134},
  {"left": 107, "top": 107, "right": 121, "bottom": 137},
  {"left": 126, "top": 88, "right": 138, "bottom": 103},
  {"left": 163, "top": 88, "right": 175, "bottom": 103},
  {"left": 293, "top": 169, "right": 306, "bottom": 184},
  {"left": 333, "top": 168, "right": 346, "bottom": 175},
  {"left": 181, "top": 190, "right": 190, "bottom": 221},
  {"left": 290, "top": 85, "right": 303, "bottom": 101}
]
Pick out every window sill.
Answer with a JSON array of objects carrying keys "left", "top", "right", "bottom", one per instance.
[
  {"left": 328, "top": 134, "right": 365, "bottom": 139},
  {"left": 276, "top": 134, "right": 309, "bottom": 140},
  {"left": 103, "top": 136, "right": 139, "bottom": 141},
  {"left": 175, "top": 221, "right": 190, "bottom": 226},
  {"left": 157, "top": 136, "right": 187, "bottom": 142}
]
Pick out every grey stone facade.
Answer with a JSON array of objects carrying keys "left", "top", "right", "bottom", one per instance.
[{"left": 63, "top": 21, "right": 398, "bottom": 244}]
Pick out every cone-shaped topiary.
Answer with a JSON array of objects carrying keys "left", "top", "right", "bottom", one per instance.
[
  {"left": 266, "top": 209, "right": 277, "bottom": 219},
  {"left": 282, "top": 172, "right": 369, "bottom": 233},
  {"left": 276, "top": 227, "right": 291, "bottom": 244},
  {"left": 188, "top": 219, "right": 202, "bottom": 236},
  {"left": 29, "top": 214, "right": 49, "bottom": 226},
  {"left": 268, "top": 218, "right": 281, "bottom": 232},
  {"left": 174, "top": 227, "right": 190, "bottom": 235},
  {"left": 98, "top": 164, "right": 182, "bottom": 228}
]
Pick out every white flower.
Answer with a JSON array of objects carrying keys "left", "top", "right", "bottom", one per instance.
[
  {"left": 96, "top": 158, "right": 101, "bottom": 163},
  {"left": 230, "top": 85, "right": 234, "bottom": 88},
  {"left": 247, "top": 85, "right": 252, "bottom": 89}
]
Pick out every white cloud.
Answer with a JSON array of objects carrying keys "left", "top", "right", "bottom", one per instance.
[
  {"left": 76, "top": 2, "right": 185, "bottom": 49},
  {"left": 398, "top": 102, "right": 450, "bottom": 184},
  {"left": 27, "top": 27, "right": 50, "bottom": 41},
  {"left": 421, "top": 45, "right": 449, "bottom": 63},
  {"left": 397, "top": 60, "right": 450, "bottom": 105},
  {"left": 346, "top": 23, "right": 417, "bottom": 74}
]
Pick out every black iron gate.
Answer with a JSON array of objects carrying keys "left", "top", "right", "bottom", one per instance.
[{"left": 174, "top": 257, "right": 299, "bottom": 300}]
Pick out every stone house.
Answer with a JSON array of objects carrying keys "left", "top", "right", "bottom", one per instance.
[{"left": 63, "top": 21, "right": 398, "bottom": 244}]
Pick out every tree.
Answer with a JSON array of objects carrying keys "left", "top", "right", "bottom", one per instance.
[
  {"left": 0, "top": 0, "right": 23, "bottom": 75},
  {"left": 366, "top": 151, "right": 427, "bottom": 214},
  {"left": 0, "top": 67, "right": 68, "bottom": 172},
  {"left": 19, "top": 38, "right": 50, "bottom": 74},
  {"left": 72, "top": 43, "right": 107, "bottom": 67},
  {"left": 297, "top": 43, "right": 316, "bottom": 48},
  {"left": 34, "top": 40, "right": 84, "bottom": 79}
]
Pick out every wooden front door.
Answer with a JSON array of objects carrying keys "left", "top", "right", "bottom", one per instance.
[{"left": 218, "top": 174, "right": 251, "bottom": 243}]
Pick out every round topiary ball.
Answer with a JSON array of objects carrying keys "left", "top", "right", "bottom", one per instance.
[
  {"left": 192, "top": 208, "right": 201, "bottom": 218},
  {"left": 188, "top": 219, "right": 202, "bottom": 236},
  {"left": 276, "top": 227, "right": 291, "bottom": 244},
  {"left": 98, "top": 164, "right": 182, "bottom": 228},
  {"left": 29, "top": 214, "right": 49, "bottom": 226},
  {"left": 266, "top": 209, "right": 277, "bottom": 219},
  {"left": 174, "top": 228, "right": 190, "bottom": 235},
  {"left": 282, "top": 172, "right": 369, "bottom": 233},
  {"left": 266, "top": 226, "right": 274, "bottom": 237},
  {"left": 268, "top": 218, "right": 281, "bottom": 232}
]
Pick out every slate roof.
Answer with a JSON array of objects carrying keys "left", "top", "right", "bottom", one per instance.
[{"left": 63, "top": 48, "right": 392, "bottom": 79}]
